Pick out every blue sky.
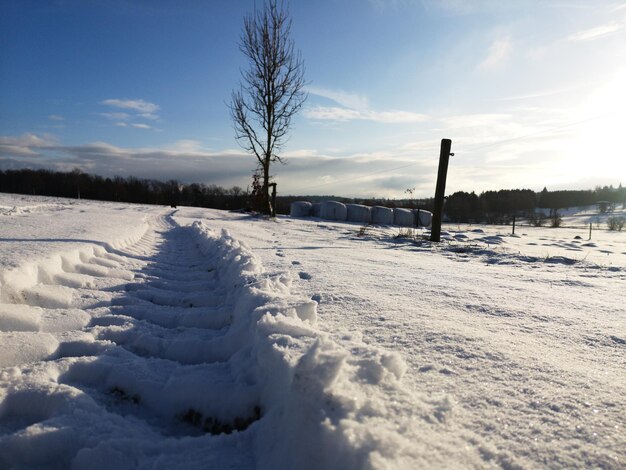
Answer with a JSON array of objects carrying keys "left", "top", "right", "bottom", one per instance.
[{"left": 1, "top": 0, "right": 625, "bottom": 197}]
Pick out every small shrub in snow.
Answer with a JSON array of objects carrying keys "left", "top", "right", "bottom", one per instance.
[
  {"left": 549, "top": 209, "right": 562, "bottom": 228},
  {"left": 394, "top": 227, "right": 415, "bottom": 239},
  {"left": 356, "top": 225, "right": 371, "bottom": 237},
  {"left": 607, "top": 216, "right": 625, "bottom": 231},
  {"left": 527, "top": 211, "right": 547, "bottom": 227}
]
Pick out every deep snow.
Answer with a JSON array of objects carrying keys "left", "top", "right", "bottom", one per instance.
[{"left": 0, "top": 193, "right": 624, "bottom": 469}]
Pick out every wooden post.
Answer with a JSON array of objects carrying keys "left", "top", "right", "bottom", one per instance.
[
  {"left": 430, "top": 139, "right": 453, "bottom": 242},
  {"left": 512, "top": 216, "right": 516, "bottom": 235},
  {"left": 589, "top": 222, "right": 592, "bottom": 240},
  {"left": 270, "top": 183, "right": 277, "bottom": 217}
]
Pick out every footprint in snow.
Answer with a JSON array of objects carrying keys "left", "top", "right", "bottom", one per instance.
[{"left": 298, "top": 271, "right": 312, "bottom": 280}]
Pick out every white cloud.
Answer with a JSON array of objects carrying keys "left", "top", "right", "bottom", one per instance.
[
  {"left": 307, "top": 86, "right": 370, "bottom": 110},
  {"left": 101, "top": 98, "right": 159, "bottom": 114},
  {"left": 498, "top": 87, "right": 579, "bottom": 102},
  {"left": 305, "top": 106, "right": 428, "bottom": 123},
  {"left": 478, "top": 36, "right": 512, "bottom": 70},
  {"left": 98, "top": 99, "right": 160, "bottom": 129},
  {"left": 305, "top": 85, "right": 428, "bottom": 124},
  {"left": 48, "top": 115, "right": 65, "bottom": 121},
  {"left": 99, "top": 112, "right": 131, "bottom": 121},
  {"left": 567, "top": 22, "right": 624, "bottom": 41},
  {"left": 138, "top": 112, "right": 159, "bottom": 120},
  {"left": 0, "top": 133, "right": 58, "bottom": 157}
]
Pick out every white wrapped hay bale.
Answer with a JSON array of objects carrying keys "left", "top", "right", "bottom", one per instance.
[
  {"left": 371, "top": 206, "right": 394, "bottom": 225},
  {"left": 413, "top": 209, "right": 433, "bottom": 227},
  {"left": 393, "top": 208, "right": 415, "bottom": 227},
  {"left": 290, "top": 201, "right": 312, "bottom": 218},
  {"left": 346, "top": 204, "right": 371, "bottom": 223},
  {"left": 320, "top": 201, "right": 347, "bottom": 221},
  {"left": 311, "top": 203, "right": 321, "bottom": 217}
]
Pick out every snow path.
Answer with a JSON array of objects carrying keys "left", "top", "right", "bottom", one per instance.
[
  {"left": 1, "top": 214, "right": 262, "bottom": 467},
  {"left": 2, "top": 202, "right": 445, "bottom": 469},
  {"left": 176, "top": 208, "right": 626, "bottom": 469}
]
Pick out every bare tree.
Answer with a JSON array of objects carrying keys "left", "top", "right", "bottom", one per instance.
[{"left": 230, "top": 0, "right": 307, "bottom": 215}]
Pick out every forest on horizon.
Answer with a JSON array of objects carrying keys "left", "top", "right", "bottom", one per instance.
[{"left": 1, "top": 168, "right": 624, "bottom": 223}]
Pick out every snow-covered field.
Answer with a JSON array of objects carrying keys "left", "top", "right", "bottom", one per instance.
[{"left": 1, "top": 193, "right": 624, "bottom": 469}]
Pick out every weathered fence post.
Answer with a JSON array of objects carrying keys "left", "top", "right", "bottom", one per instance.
[
  {"left": 430, "top": 139, "right": 453, "bottom": 242},
  {"left": 589, "top": 222, "right": 592, "bottom": 240},
  {"left": 512, "top": 216, "right": 516, "bottom": 235}
]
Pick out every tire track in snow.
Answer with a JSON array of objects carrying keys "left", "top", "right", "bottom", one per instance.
[
  {"left": 1, "top": 212, "right": 434, "bottom": 469},
  {"left": 1, "top": 215, "right": 260, "bottom": 440}
]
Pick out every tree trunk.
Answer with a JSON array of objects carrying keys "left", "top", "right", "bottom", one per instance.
[{"left": 263, "top": 161, "right": 271, "bottom": 215}]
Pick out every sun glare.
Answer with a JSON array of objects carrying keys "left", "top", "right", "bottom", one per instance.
[{"left": 575, "top": 69, "right": 626, "bottom": 181}]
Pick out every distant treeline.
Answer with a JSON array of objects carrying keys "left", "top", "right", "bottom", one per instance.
[
  {"left": 0, "top": 168, "right": 624, "bottom": 222},
  {"left": 446, "top": 186, "right": 625, "bottom": 223},
  {"left": 0, "top": 169, "right": 249, "bottom": 210}
]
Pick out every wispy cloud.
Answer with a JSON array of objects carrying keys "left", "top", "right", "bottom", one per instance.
[
  {"left": 99, "top": 112, "right": 131, "bottom": 121},
  {"left": 305, "top": 86, "right": 427, "bottom": 124},
  {"left": 113, "top": 122, "right": 152, "bottom": 130},
  {"left": 307, "top": 86, "right": 370, "bottom": 110},
  {"left": 48, "top": 115, "right": 64, "bottom": 121},
  {"left": 305, "top": 106, "right": 428, "bottom": 123},
  {"left": 567, "top": 22, "right": 624, "bottom": 41},
  {"left": 498, "top": 87, "right": 579, "bottom": 102},
  {"left": 478, "top": 36, "right": 512, "bottom": 70},
  {"left": 0, "top": 134, "right": 252, "bottom": 186},
  {"left": 0, "top": 133, "right": 58, "bottom": 158},
  {"left": 101, "top": 98, "right": 159, "bottom": 114},
  {"left": 99, "top": 98, "right": 160, "bottom": 128}
]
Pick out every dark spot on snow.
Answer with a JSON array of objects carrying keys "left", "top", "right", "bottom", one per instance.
[
  {"left": 548, "top": 403, "right": 562, "bottom": 413},
  {"left": 291, "top": 260, "right": 301, "bottom": 265},
  {"left": 180, "top": 406, "right": 261, "bottom": 435},
  {"left": 544, "top": 256, "right": 577, "bottom": 265},
  {"left": 418, "top": 365, "right": 434, "bottom": 373},
  {"left": 574, "top": 235, "right": 582, "bottom": 240},
  {"left": 109, "top": 386, "right": 140, "bottom": 404},
  {"left": 311, "top": 293, "right": 321, "bottom": 302},
  {"left": 298, "top": 271, "right": 312, "bottom": 280},
  {"left": 609, "top": 335, "right": 625, "bottom": 346}
]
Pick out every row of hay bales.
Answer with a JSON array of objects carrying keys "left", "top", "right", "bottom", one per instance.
[{"left": 290, "top": 201, "right": 433, "bottom": 227}]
